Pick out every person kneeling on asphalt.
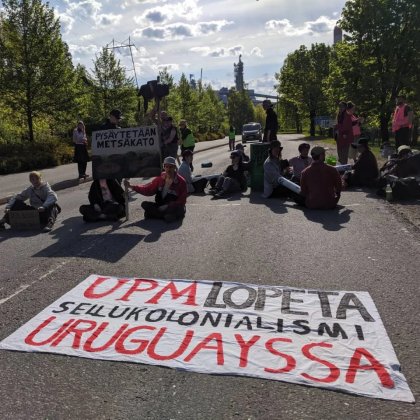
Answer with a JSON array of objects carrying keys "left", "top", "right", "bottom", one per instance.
[
  {"left": 79, "top": 179, "right": 126, "bottom": 222},
  {"left": 178, "top": 150, "right": 208, "bottom": 194},
  {"left": 0, "top": 171, "right": 59, "bottom": 232},
  {"left": 343, "top": 137, "right": 379, "bottom": 188},
  {"left": 124, "top": 156, "right": 187, "bottom": 222},
  {"left": 298, "top": 146, "right": 342, "bottom": 209},
  {"left": 262, "top": 140, "right": 290, "bottom": 198},
  {"left": 209, "top": 150, "right": 248, "bottom": 199}
]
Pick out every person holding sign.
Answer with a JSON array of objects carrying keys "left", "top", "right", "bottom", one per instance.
[
  {"left": 79, "top": 179, "right": 126, "bottom": 222},
  {"left": 124, "top": 156, "right": 187, "bottom": 223},
  {"left": 0, "top": 171, "right": 59, "bottom": 232}
]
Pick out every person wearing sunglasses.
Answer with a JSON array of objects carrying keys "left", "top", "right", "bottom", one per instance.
[{"left": 124, "top": 156, "right": 187, "bottom": 222}]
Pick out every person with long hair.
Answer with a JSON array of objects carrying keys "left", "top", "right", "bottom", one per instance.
[{"left": 73, "top": 121, "right": 89, "bottom": 179}]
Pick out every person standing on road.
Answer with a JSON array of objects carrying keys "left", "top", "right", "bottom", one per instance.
[
  {"left": 0, "top": 171, "right": 59, "bottom": 232},
  {"left": 262, "top": 100, "right": 278, "bottom": 142},
  {"left": 299, "top": 146, "right": 342, "bottom": 209},
  {"left": 262, "top": 140, "right": 290, "bottom": 198},
  {"left": 162, "top": 116, "right": 179, "bottom": 159},
  {"left": 179, "top": 119, "right": 195, "bottom": 170},
  {"left": 392, "top": 95, "right": 413, "bottom": 148},
  {"left": 124, "top": 156, "right": 187, "bottom": 222},
  {"left": 73, "top": 121, "right": 89, "bottom": 179},
  {"left": 228, "top": 125, "right": 236, "bottom": 151},
  {"left": 336, "top": 102, "right": 356, "bottom": 164}
]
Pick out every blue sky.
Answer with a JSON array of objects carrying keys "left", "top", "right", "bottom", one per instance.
[{"left": 48, "top": 0, "right": 347, "bottom": 94}]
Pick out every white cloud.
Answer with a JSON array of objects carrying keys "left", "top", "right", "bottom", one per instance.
[
  {"left": 57, "top": 12, "right": 74, "bottom": 34},
  {"left": 190, "top": 45, "right": 263, "bottom": 59},
  {"left": 96, "top": 13, "right": 123, "bottom": 27},
  {"left": 134, "top": 20, "right": 232, "bottom": 41},
  {"left": 250, "top": 47, "right": 263, "bottom": 57},
  {"left": 266, "top": 15, "right": 336, "bottom": 37}
]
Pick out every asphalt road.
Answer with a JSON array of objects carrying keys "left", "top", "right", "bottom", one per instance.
[{"left": 0, "top": 137, "right": 419, "bottom": 419}]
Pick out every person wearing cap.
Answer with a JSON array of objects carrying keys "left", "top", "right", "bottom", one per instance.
[
  {"left": 300, "top": 146, "right": 342, "bottom": 209},
  {"left": 262, "top": 100, "right": 278, "bottom": 142},
  {"left": 262, "top": 140, "right": 290, "bottom": 198},
  {"left": 209, "top": 150, "right": 247, "bottom": 199},
  {"left": 124, "top": 156, "right": 187, "bottom": 222},
  {"left": 343, "top": 138, "right": 379, "bottom": 188},
  {"left": 178, "top": 150, "right": 208, "bottom": 194},
  {"left": 288, "top": 143, "right": 312, "bottom": 182},
  {"left": 235, "top": 143, "right": 250, "bottom": 162},
  {"left": 101, "top": 109, "right": 123, "bottom": 130}
]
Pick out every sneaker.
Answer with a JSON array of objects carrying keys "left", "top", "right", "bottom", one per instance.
[
  {"left": 43, "top": 219, "right": 54, "bottom": 232},
  {"left": 213, "top": 191, "right": 226, "bottom": 199},
  {"left": 208, "top": 188, "right": 219, "bottom": 196}
]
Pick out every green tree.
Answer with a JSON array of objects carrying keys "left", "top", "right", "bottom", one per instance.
[
  {"left": 91, "top": 47, "right": 138, "bottom": 125},
  {"left": 276, "top": 43, "right": 330, "bottom": 136},
  {"left": 227, "top": 89, "right": 255, "bottom": 133},
  {"left": 0, "top": 0, "right": 76, "bottom": 142},
  {"left": 334, "top": 0, "right": 420, "bottom": 142}
]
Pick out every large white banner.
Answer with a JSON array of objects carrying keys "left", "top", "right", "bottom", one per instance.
[
  {"left": 0, "top": 275, "right": 414, "bottom": 402},
  {"left": 91, "top": 126, "right": 161, "bottom": 179}
]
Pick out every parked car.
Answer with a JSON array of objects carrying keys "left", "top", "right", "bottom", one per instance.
[{"left": 242, "top": 122, "right": 262, "bottom": 143}]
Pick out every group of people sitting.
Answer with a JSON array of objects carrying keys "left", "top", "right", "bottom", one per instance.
[{"left": 1, "top": 138, "right": 418, "bottom": 231}]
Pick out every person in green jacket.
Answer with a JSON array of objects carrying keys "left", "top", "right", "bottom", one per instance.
[
  {"left": 228, "top": 125, "right": 236, "bottom": 151},
  {"left": 179, "top": 119, "right": 195, "bottom": 170}
]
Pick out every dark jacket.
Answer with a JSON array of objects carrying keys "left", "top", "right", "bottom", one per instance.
[
  {"left": 264, "top": 107, "right": 278, "bottom": 141},
  {"left": 88, "top": 179, "right": 125, "bottom": 207},
  {"left": 351, "top": 149, "right": 379, "bottom": 187}
]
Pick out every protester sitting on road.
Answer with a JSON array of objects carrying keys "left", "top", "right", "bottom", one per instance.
[
  {"left": 299, "top": 146, "right": 342, "bottom": 209},
  {"left": 209, "top": 150, "right": 247, "bottom": 199},
  {"left": 79, "top": 179, "right": 125, "bottom": 222},
  {"left": 262, "top": 140, "right": 290, "bottom": 198},
  {"left": 124, "top": 156, "right": 187, "bottom": 222},
  {"left": 288, "top": 143, "right": 312, "bottom": 183},
  {"left": 343, "top": 138, "right": 379, "bottom": 188},
  {"left": 178, "top": 150, "right": 208, "bottom": 194},
  {"left": 0, "top": 171, "right": 59, "bottom": 232},
  {"left": 235, "top": 143, "right": 250, "bottom": 162}
]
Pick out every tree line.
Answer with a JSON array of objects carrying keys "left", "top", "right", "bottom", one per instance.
[{"left": 276, "top": 0, "right": 420, "bottom": 142}]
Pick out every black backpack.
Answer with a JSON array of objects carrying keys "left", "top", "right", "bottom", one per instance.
[{"left": 391, "top": 177, "right": 420, "bottom": 200}]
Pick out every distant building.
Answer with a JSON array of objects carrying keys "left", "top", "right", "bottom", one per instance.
[
  {"left": 234, "top": 55, "right": 244, "bottom": 91},
  {"left": 333, "top": 25, "right": 342, "bottom": 44}
]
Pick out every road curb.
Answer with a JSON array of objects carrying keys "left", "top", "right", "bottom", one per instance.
[{"left": 0, "top": 141, "right": 226, "bottom": 205}]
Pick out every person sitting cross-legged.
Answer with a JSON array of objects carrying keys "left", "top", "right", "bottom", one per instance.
[
  {"left": 177, "top": 150, "right": 208, "bottom": 194},
  {"left": 79, "top": 179, "right": 126, "bottom": 222},
  {"left": 0, "top": 171, "right": 59, "bottom": 232},
  {"left": 124, "top": 156, "right": 187, "bottom": 222}
]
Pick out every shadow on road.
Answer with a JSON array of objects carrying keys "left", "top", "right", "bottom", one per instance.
[
  {"left": 301, "top": 205, "right": 353, "bottom": 231},
  {"left": 248, "top": 192, "right": 289, "bottom": 215},
  {"left": 125, "top": 217, "right": 183, "bottom": 242},
  {"left": 32, "top": 216, "right": 145, "bottom": 263},
  {"left": 0, "top": 228, "right": 43, "bottom": 244}
]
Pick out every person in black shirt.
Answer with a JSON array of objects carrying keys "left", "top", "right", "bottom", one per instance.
[
  {"left": 101, "top": 109, "right": 123, "bottom": 130},
  {"left": 209, "top": 151, "right": 247, "bottom": 199},
  {"left": 262, "top": 99, "right": 278, "bottom": 142}
]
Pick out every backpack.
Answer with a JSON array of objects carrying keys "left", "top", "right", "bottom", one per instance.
[{"left": 391, "top": 177, "right": 420, "bottom": 200}]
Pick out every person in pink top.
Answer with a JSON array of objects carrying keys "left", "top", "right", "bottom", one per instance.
[
  {"left": 392, "top": 95, "right": 413, "bottom": 149},
  {"left": 337, "top": 102, "right": 356, "bottom": 164}
]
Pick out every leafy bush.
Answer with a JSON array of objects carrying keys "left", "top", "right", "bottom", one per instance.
[{"left": 0, "top": 136, "right": 74, "bottom": 175}]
